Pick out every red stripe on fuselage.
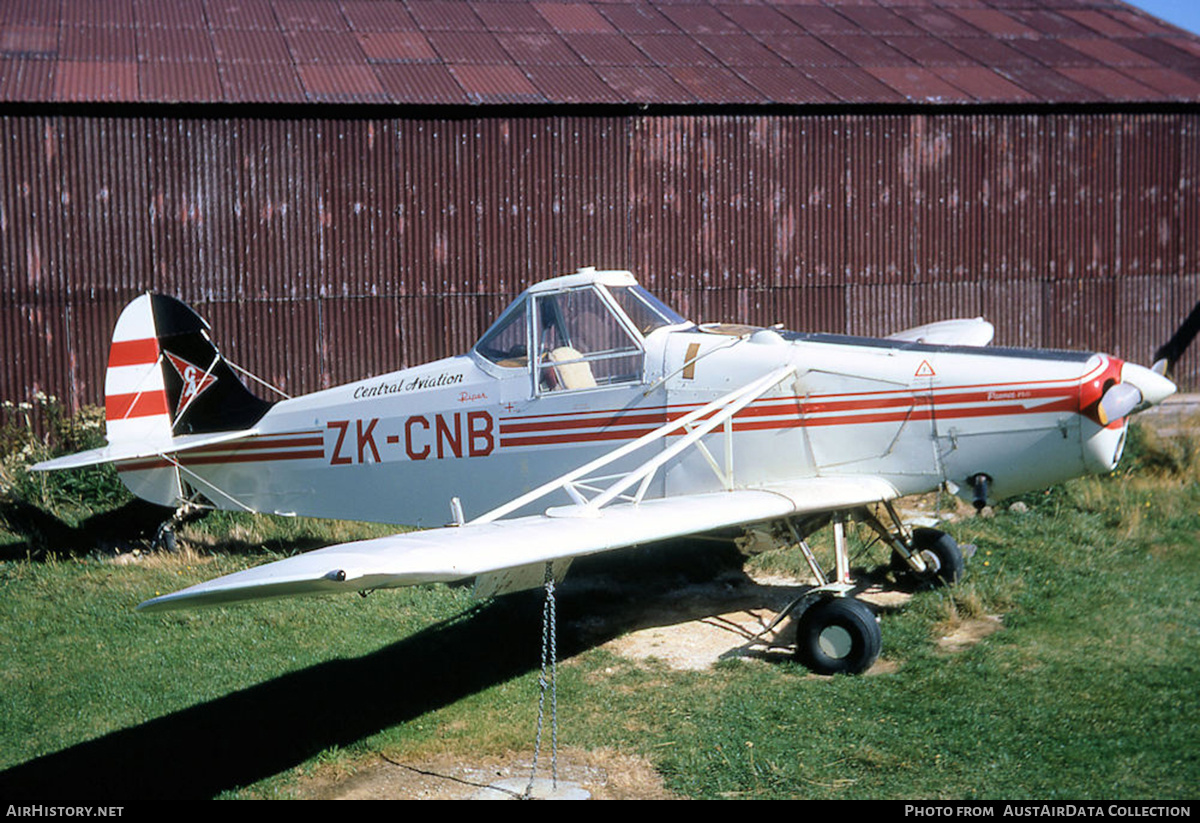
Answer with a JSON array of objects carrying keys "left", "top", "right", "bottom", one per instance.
[
  {"left": 497, "top": 367, "right": 1101, "bottom": 429},
  {"left": 729, "top": 396, "right": 1080, "bottom": 432},
  {"left": 500, "top": 428, "right": 661, "bottom": 447},
  {"left": 497, "top": 383, "right": 1085, "bottom": 447},
  {"left": 500, "top": 411, "right": 668, "bottom": 435},
  {"left": 119, "top": 448, "right": 324, "bottom": 472},
  {"left": 115, "top": 431, "right": 327, "bottom": 471}
]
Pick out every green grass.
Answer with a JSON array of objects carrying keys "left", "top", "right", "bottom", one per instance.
[{"left": 0, "top": 421, "right": 1198, "bottom": 799}]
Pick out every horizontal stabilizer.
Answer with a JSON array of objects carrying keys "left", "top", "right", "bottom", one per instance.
[
  {"left": 32, "top": 429, "right": 256, "bottom": 472},
  {"left": 137, "top": 476, "right": 898, "bottom": 613}
]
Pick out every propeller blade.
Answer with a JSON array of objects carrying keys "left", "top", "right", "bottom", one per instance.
[
  {"left": 1152, "top": 300, "right": 1200, "bottom": 376},
  {"left": 1098, "top": 383, "right": 1142, "bottom": 426}
]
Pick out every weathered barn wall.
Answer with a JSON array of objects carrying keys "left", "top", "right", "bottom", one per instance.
[{"left": 1, "top": 109, "right": 1196, "bottom": 414}]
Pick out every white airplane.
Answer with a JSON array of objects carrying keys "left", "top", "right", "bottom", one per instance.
[{"left": 34, "top": 268, "right": 1187, "bottom": 674}]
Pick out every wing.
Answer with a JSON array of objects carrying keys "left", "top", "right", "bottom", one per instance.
[{"left": 136, "top": 476, "right": 897, "bottom": 612}]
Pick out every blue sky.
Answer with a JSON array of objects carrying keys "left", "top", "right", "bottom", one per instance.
[{"left": 1121, "top": 0, "right": 1200, "bottom": 36}]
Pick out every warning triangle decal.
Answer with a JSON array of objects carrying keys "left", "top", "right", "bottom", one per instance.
[{"left": 915, "top": 360, "right": 936, "bottom": 377}]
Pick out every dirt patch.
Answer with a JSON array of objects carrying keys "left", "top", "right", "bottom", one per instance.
[
  {"left": 599, "top": 572, "right": 912, "bottom": 673},
  {"left": 599, "top": 572, "right": 803, "bottom": 670},
  {"left": 298, "top": 748, "right": 679, "bottom": 800},
  {"left": 936, "top": 615, "right": 1004, "bottom": 653},
  {"left": 108, "top": 545, "right": 212, "bottom": 568}
]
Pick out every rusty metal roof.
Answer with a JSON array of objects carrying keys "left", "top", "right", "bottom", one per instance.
[{"left": 1, "top": 0, "right": 1198, "bottom": 106}]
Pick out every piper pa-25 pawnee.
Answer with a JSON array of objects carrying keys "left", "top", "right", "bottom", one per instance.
[{"left": 35, "top": 268, "right": 1191, "bottom": 674}]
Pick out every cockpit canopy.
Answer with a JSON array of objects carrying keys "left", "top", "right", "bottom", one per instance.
[{"left": 474, "top": 268, "right": 689, "bottom": 392}]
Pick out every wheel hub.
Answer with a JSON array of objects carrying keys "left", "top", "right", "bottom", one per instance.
[
  {"left": 919, "top": 549, "right": 942, "bottom": 575},
  {"left": 818, "top": 625, "right": 854, "bottom": 659}
]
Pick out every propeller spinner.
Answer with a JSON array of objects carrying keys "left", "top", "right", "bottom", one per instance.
[
  {"left": 1096, "top": 299, "right": 1198, "bottom": 426},
  {"left": 1096, "top": 362, "right": 1177, "bottom": 426}
]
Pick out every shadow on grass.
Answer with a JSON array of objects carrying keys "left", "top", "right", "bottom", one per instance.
[
  {"left": 0, "top": 498, "right": 173, "bottom": 560},
  {"left": 0, "top": 541, "right": 806, "bottom": 800},
  {"left": 0, "top": 499, "right": 362, "bottom": 561}
]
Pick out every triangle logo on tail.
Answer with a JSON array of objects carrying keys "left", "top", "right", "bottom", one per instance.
[{"left": 165, "top": 352, "right": 218, "bottom": 413}]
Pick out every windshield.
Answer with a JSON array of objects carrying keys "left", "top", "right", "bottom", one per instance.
[
  {"left": 605, "top": 285, "right": 689, "bottom": 336},
  {"left": 475, "top": 297, "right": 528, "bottom": 366},
  {"left": 474, "top": 278, "right": 689, "bottom": 389}
]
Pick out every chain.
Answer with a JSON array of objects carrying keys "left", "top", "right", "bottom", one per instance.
[{"left": 526, "top": 562, "right": 558, "bottom": 798}]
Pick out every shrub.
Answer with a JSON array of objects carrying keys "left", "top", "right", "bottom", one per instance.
[{"left": 0, "top": 394, "right": 129, "bottom": 525}]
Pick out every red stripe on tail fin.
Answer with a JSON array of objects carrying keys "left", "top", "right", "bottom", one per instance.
[
  {"left": 107, "top": 337, "right": 160, "bottom": 368},
  {"left": 105, "top": 390, "right": 170, "bottom": 422}
]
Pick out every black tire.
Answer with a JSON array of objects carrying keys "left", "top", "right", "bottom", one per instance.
[
  {"left": 911, "top": 527, "right": 963, "bottom": 586},
  {"left": 891, "top": 528, "right": 963, "bottom": 587},
  {"left": 795, "top": 597, "right": 881, "bottom": 675},
  {"left": 154, "top": 522, "right": 177, "bottom": 553}
]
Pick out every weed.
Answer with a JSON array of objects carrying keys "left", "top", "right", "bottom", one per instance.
[{"left": 1118, "top": 422, "right": 1200, "bottom": 479}]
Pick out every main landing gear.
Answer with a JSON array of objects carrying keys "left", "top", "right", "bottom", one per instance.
[
  {"left": 772, "top": 503, "right": 964, "bottom": 676},
  {"left": 795, "top": 596, "right": 881, "bottom": 676}
]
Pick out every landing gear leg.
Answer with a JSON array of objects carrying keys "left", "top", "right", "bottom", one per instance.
[
  {"left": 905, "top": 527, "right": 964, "bottom": 587},
  {"left": 862, "top": 502, "right": 964, "bottom": 588},
  {"left": 769, "top": 504, "right": 965, "bottom": 674},
  {"left": 771, "top": 513, "right": 881, "bottom": 675},
  {"left": 153, "top": 501, "right": 207, "bottom": 554}
]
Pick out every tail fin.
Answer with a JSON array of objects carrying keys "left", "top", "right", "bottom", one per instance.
[{"left": 102, "top": 294, "right": 274, "bottom": 504}]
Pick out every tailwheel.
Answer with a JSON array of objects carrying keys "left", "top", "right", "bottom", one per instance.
[{"left": 795, "top": 596, "right": 881, "bottom": 676}]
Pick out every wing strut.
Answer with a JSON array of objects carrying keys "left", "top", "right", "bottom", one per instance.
[{"left": 472, "top": 366, "right": 796, "bottom": 524}]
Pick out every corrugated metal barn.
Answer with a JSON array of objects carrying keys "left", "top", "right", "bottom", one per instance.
[{"left": 2, "top": 0, "right": 1199, "bottom": 414}]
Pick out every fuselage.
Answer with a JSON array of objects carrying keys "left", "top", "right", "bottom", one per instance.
[{"left": 116, "top": 322, "right": 1126, "bottom": 526}]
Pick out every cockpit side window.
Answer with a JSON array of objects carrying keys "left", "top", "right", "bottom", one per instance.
[
  {"left": 475, "top": 298, "right": 529, "bottom": 367},
  {"left": 535, "top": 287, "right": 642, "bottom": 392}
]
